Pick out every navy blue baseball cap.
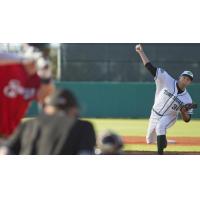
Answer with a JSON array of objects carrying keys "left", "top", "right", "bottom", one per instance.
[{"left": 45, "top": 89, "right": 79, "bottom": 111}]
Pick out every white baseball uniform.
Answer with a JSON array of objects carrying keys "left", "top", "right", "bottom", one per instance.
[{"left": 146, "top": 68, "right": 193, "bottom": 144}]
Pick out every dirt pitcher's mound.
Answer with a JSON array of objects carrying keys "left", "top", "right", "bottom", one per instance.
[
  {"left": 124, "top": 151, "right": 200, "bottom": 155},
  {"left": 123, "top": 136, "right": 200, "bottom": 146}
]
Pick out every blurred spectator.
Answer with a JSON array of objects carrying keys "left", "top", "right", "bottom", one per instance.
[
  {"left": 0, "top": 89, "right": 96, "bottom": 155},
  {"left": 98, "top": 130, "right": 124, "bottom": 155},
  {"left": 0, "top": 43, "right": 55, "bottom": 138}
]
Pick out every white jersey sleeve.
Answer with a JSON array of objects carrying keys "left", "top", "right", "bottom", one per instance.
[{"left": 154, "top": 68, "right": 175, "bottom": 97}]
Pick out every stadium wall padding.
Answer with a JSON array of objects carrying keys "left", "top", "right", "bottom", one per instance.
[{"left": 27, "top": 82, "right": 200, "bottom": 118}]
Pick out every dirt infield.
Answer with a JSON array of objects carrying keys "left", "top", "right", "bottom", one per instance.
[
  {"left": 123, "top": 136, "right": 200, "bottom": 155},
  {"left": 123, "top": 136, "right": 200, "bottom": 146},
  {"left": 124, "top": 151, "right": 200, "bottom": 155}
]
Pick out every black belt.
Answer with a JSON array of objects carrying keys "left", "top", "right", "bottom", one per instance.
[{"left": 152, "top": 108, "right": 164, "bottom": 117}]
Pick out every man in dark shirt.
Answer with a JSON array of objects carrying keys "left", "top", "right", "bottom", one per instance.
[{"left": 0, "top": 89, "right": 96, "bottom": 155}]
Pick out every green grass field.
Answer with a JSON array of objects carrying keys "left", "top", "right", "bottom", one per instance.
[
  {"left": 86, "top": 118, "right": 200, "bottom": 152},
  {"left": 24, "top": 117, "right": 200, "bottom": 153}
]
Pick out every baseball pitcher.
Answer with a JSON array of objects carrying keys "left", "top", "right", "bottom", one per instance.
[{"left": 135, "top": 44, "right": 196, "bottom": 155}]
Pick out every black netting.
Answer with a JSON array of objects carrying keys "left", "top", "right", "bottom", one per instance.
[{"left": 60, "top": 44, "right": 200, "bottom": 82}]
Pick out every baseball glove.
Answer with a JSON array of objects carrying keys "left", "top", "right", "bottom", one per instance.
[{"left": 181, "top": 103, "right": 198, "bottom": 111}]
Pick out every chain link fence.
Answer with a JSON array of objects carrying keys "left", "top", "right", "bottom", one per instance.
[{"left": 60, "top": 44, "right": 200, "bottom": 82}]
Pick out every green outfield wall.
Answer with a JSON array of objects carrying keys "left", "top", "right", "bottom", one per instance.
[{"left": 28, "top": 82, "right": 200, "bottom": 118}]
